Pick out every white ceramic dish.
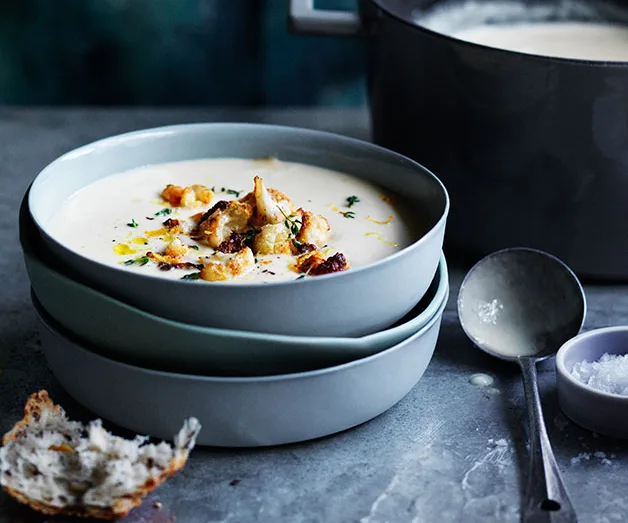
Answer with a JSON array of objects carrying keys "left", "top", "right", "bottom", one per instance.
[
  {"left": 34, "top": 293, "right": 446, "bottom": 447},
  {"left": 28, "top": 123, "right": 449, "bottom": 337},
  {"left": 21, "top": 191, "right": 449, "bottom": 375},
  {"left": 556, "top": 327, "right": 628, "bottom": 439}
]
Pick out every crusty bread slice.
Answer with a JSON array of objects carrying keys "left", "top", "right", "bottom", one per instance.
[{"left": 0, "top": 390, "right": 201, "bottom": 519}]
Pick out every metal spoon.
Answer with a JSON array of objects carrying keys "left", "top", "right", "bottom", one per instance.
[{"left": 457, "top": 247, "right": 586, "bottom": 523}]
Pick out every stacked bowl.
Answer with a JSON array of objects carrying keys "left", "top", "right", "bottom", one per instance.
[{"left": 21, "top": 124, "right": 450, "bottom": 447}]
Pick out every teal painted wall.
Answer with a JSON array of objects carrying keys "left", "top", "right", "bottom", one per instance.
[{"left": 0, "top": 0, "right": 366, "bottom": 106}]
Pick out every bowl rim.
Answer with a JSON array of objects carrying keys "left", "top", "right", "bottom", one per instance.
[
  {"left": 20, "top": 190, "right": 449, "bottom": 346},
  {"left": 28, "top": 122, "right": 449, "bottom": 289},
  {"left": 24, "top": 246, "right": 448, "bottom": 347},
  {"left": 34, "top": 289, "right": 447, "bottom": 383},
  {"left": 556, "top": 326, "right": 628, "bottom": 401}
]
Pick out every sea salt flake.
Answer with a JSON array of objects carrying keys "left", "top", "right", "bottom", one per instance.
[
  {"left": 570, "top": 353, "right": 628, "bottom": 395},
  {"left": 477, "top": 299, "right": 503, "bottom": 325}
]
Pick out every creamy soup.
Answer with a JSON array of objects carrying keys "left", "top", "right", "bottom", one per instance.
[
  {"left": 453, "top": 22, "right": 628, "bottom": 61},
  {"left": 49, "top": 158, "right": 417, "bottom": 283}
]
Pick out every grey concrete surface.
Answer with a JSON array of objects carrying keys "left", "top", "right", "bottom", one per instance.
[{"left": 0, "top": 108, "right": 627, "bottom": 523}]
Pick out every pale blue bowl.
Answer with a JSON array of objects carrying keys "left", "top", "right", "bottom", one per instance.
[{"left": 21, "top": 193, "right": 449, "bottom": 376}]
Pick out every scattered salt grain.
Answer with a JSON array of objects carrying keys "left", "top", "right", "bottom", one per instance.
[
  {"left": 487, "top": 438, "right": 508, "bottom": 448},
  {"left": 570, "top": 451, "right": 613, "bottom": 466},
  {"left": 570, "top": 353, "right": 628, "bottom": 395}
]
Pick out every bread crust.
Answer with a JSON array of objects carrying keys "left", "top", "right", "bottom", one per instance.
[{"left": 1, "top": 390, "right": 196, "bottom": 520}]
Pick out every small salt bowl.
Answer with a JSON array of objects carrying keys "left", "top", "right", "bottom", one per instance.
[{"left": 556, "top": 327, "right": 628, "bottom": 438}]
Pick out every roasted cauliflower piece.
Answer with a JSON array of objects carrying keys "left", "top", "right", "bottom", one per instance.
[
  {"left": 296, "top": 209, "right": 330, "bottom": 248},
  {"left": 161, "top": 184, "right": 212, "bottom": 208},
  {"left": 200, "top": 247, "right": 255, "bottom": 281},
  {"left": 164, "top": 238, "right": 188, "bottom": 259},
  {"left": 254, "top": 223, "right": 294, "bottom": 255},
  {"left": 251, "top": 176, "right": 293, "bottom": 225},
  {"left": 193, "top": 200, "right": 253, "bottom": 248},
  {"left": 295, "top": 250, "right": 349, "bottom": 276}
]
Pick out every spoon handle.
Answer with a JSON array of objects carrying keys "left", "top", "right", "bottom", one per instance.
[{"left": 518, "top": 357, "right": 578, "bottom": 523}]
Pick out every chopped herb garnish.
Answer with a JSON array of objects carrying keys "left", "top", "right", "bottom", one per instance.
[
  {"left": 341, "top": 211, "right": 356, "bottom": 219},
  {"left": 123, "top": 255, "right": 150, "bottom": 266},
  {"left": 346, "top": 195, "right": 360, "bottom": 208},
  {"left": 155, "top": 208, "right": 172, "bottom": 217},
  {"left": 282, "top": 212, "right": 302, "bottom": 237},
  {"left": 245, "top": 227, "right": 259, "bottom": 244},
  {"left": 296, "top": 274, "right": 306, "bottom": 280},
  {"left": 181, "top": 272, "right": 201, "bottom": 280},
  {"left": 127, "top": 219, "right": 139, "bottom": 228},
  {"left": 212, "top": 186, "right": 242, "bottom": 197},
  {"left": 189, "top": 245, "right": 200, "bottom": 251}
]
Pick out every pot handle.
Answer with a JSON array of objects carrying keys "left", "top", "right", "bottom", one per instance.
[{"left": 288, "top": 0, "right": 363, "bottom": 37}]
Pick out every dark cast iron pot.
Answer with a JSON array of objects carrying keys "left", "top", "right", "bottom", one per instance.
[{"left": 289, "top": 0, "right": 628, "bottom": 279}]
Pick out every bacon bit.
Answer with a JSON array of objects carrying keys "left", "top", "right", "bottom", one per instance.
[
  {"left": 309, "top": 253, "right": 349, "bottom": 276},
  {"left": 216, "top": 232, "right": 246, "bottom": 254},
  {"left": 163, "top": 218, "right": 182, "bottom": 230},
  {"left": 295, "top": 242, "right": 316, "bottom": 254},
  {"left": 48, "top": 444, "right": 75, "bottom": 453},
  {"left": 366, "top": 215, "right": 395, "bottom": 225}
]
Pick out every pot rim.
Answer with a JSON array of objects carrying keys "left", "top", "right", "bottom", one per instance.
[{"left": 369, "top": 0, "right": 628, "bottom": 67}]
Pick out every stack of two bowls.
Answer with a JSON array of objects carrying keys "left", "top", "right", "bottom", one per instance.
[{"left": 21, "top": 124, "right": 450, "bottom": 447}]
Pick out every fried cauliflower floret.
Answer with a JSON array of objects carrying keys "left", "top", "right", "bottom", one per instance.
[
  {"left": 251, "top": 176, "right": 294, "bottom": 225},
  {"left": 161, "top": 184, "right": 213, "bottom": 208},
  {"left": 193, "top": 200, "right": 253, "bottom": 248},
  {"left": 296, "top": 209, "right": 330, "bottom": 248},
  {"left": 164, "top": 238, "right": 189, "bottom": 259},
  {"left": 295, "top": 250, "right": 327, "bottom": 274},
  {"left": 253, "top": 223, "right": 294, "bottom": 255},
  {"left": 200, "top": 247, "right": 255, "bottom": 281},
  {"left": 295, "top": 250, "right": 349, "bottom": 276}
]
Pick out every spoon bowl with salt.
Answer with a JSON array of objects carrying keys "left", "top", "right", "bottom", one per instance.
[{"left": 458, "top": 247, "right": 586, "bottom": 523}]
